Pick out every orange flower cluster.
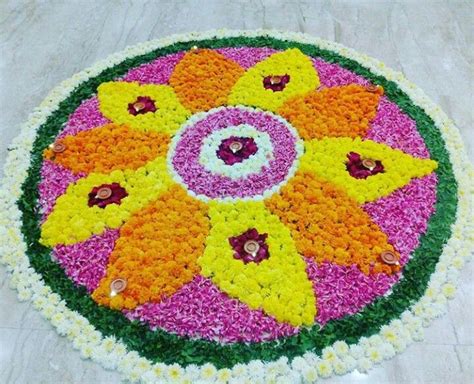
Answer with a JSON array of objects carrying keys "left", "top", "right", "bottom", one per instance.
[
  {"left": 278, "top": 84, "right": 382, "bottom": 140},
  {"left": 265, "top": 171, "right": 399, "bottom": 275},
  {"left": 44, "top": 123, "right": 170, "bottom": 174},
  {"left": 169, "top": 49, "right": 244, "bottom": 112},
  {"left": 91, "top": 185, "right": 210, "bottom": 309}
]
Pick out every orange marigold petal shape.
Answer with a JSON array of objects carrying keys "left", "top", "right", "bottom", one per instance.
[
  {"left": 265, "top": 171, "right": 399, "bottom": 275},
  {"left": 278, "top": 84, "right": 383, "bottom": 140},
  {"left": 169, "top": 49, "right": 245, "bottom": 112},
  {"left": 91, "top": 185, "right": 210, "bottom": 310},
  {"left": 44, "top": 124, "right": 170, "bottom": 175}
]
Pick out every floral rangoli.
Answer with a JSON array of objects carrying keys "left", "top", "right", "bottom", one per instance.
[{"left": 1, "top": 31, "right": 472, "bottom": 383}]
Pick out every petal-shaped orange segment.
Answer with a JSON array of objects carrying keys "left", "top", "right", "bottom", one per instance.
[
  {"left": 44, "top": 124, "right": 170, "bottom": 175},
  {"left": 265, "top": 171, "right": 399, "bottom": 275},
  {"left": 92, "top": 185, "right": 210, "bottom": 310},
  {"left": 169, "top": 49, "right": 245, "bottom": 112},
  {"left": 278, "top": 85, "right": 383, "bottom": 140}
]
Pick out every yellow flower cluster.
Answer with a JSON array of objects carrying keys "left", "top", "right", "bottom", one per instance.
[
  {"left": 198, "top": 201, "right": 316, "bottom": 326},
  {"left": 40, "top": 157, "right": 173, "bottom": 246},
  {"left": 228, "top": 48, "right": 320, "bottom": 112},
  {"left": 300, "top": 137, "right": 438, "bottom": 203},
  {"left": 97, "top": 81, "right": 190, "bottom": 134}
]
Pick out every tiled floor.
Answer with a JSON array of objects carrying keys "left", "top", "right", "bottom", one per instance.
[{"left": 0, "top": 1, "right": 472, "bottom": 383}]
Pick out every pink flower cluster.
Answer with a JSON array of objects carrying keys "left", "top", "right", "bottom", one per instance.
[{"left": 125, "top": 275, "right": 298, "bottom": 343}]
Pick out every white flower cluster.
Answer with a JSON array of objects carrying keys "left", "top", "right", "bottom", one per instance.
[{"left": 0, "top": 29, "right": 472, "bottom": 383}]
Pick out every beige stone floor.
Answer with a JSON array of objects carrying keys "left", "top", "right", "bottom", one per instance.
[{"left": 0, "top": 0, "right": 472, "bottom": 383}]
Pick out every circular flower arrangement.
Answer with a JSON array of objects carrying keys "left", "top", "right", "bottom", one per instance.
[{"left": 0, "top": 30, "right": 472, "bottom": 383}]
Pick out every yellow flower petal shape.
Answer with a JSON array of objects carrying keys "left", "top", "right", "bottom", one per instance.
[
  {"left": 198, "top": 201, "right": 316, "bottom": 327},
  {"left": 300, "top": 137, "right": 438, "bottom": 203},
  {"left": 97, "top": 81, "right": 190, "bottom": 134},
  {"left": 228, "top": 48, "right": 319, "bottom": 112},
  {"left": 40, "top": 157, "right": 173, "bottom": 247}
]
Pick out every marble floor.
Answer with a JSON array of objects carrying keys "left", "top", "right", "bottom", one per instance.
[{"left": 0, "top": 0, "right": 472, "bottom": 383}]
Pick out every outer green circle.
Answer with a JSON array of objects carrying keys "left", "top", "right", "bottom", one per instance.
[{"left": 18, "top": 36, "right": 457, "bottom": 368}]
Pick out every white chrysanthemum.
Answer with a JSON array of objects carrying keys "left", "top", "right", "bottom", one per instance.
[
  {"left": 80, "top": 344, "right": 94, "bottom": 359},
  {"left": 152, "top": 363, "right": 166, "bottom": 378},
  {"left": 166, "top": 364, "right": 184, "bottom": 381},
  {"left": 117, "top": 352, "right": 141, "bottom": 373},
  {"left": 291, "top": 356, "right": 307, "bottom": 371},
  {"left": 135, "top": 359, "right": 151, "bottom": 372},
  {"left": 442, "top": 283, "right": 456, "bottom": 298},
  {"left": 127, "top": 369, "right": 141, "bottom": 383},
  {"left": 316, "top": 360, "right": 333, "bottom": 378},
  {"left": 101, "top": 336, "right": 117, "bottom": 352},
  {"left": 321, "top": 346, "right": 337, "bottom": 362},
  {"left": 366, "top": 347, "right": 383, "bottom": 363},
  {"left": 41, "top": 304, "right": 56, "bottom": 319},
  {"left": 452, "top": 257, "right": 465, "bottom": 269},
  {"left": 333, "top": 341, "right": 350, "bottom": 357},
  {"left": 216, "top": 368, "right": 232, "bottom": 383},
  {"left": 392, "top": 338, "right": 408, "bottom": 353},
  {"left": 32, "top": 296, "right": 47, "bottom": 310},
  {"left": 92, "top": 346, "right": 119, "bottom": 371},
  {"left": 368, "top": 335, "right": 383, "bottom": 346},
  {"left": 332, "top": 358, "right": 348, "bottom": 375},
  {"left": 380, "top": 325, "right": 398, "bottom": 343},
  {"left": 302, "top": 367, "right": 318, "bottom": 383},
  {"left": 66, "top": 324, "right": 81, "bottom": 339},
  {"left": 17, "top": 289, "right": 32, "bottom": 301},
  {"left": 200, "top": 363, "right": 217, "bottom": 380},
  {"left": 113, "top": 344, "right": 127, "bottom": 358},
  {"left": 140, "top": 370, "right": 162, "bottom": 384},
  {"left": 184, "top": 364, "right": 200, "bottom": 379}
]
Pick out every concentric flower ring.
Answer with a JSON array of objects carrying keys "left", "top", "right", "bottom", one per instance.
[{"left": 169, "top": 106, "right": 303, "bottom": 201}]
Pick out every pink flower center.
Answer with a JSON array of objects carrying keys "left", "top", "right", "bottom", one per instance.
[
  {"left": 346, "top": 152, "right": 384, "bottom": 179},
  {"left": 216, "top": 136, "right": 258, "bottom": 165},
  {"left": 263, "top": 74, "right": 290, "bottom": 92},
  {"left": 127, "top": 96, "right": 157, "bottom": 115},
  {"left": 88, "top": 183, "right": 128, "bottom": 208},
  {"left": 229, "top": 228, "right": 269, "bottom": 264}
]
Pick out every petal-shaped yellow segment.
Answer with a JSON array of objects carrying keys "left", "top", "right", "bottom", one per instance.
[
  {"left": 300, "top": 137, "right": 438, "bottom": 203},
  {"left": 40, "top": 157, "right": 173, "bottom": 247},
  {"left": 227, "top": 48, "right": 320, "bottom": 112},
  {"left": 198, "top": 201, "right": 316, "bottom": 326},
  {"left": 97, "top": 81, "right": 191, "bottom": 134}
]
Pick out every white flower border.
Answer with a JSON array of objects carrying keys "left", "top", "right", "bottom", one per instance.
[{"left": 0, "top": 29, "right": 472, "bottom": 384}]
